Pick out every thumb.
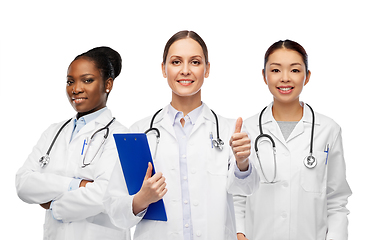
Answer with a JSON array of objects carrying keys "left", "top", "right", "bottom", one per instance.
[
  {"left": 234, "top": 117, "right": 243, "bottom": 134},
  {"left": 144, "top": 162, "right": 153, "bottom": 180}
]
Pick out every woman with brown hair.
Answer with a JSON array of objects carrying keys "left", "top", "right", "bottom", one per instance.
[{"left": 104, "top": 30, "right": 257, "bottom": 240}]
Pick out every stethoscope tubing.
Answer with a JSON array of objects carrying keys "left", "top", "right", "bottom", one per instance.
[
  {"left": 145, "top": 108, "right": 224, "bottom": 154},
  {"left": 39, "top": 117, "right": 115, "bottom": 168},
  {"left": 255, "top": 103, "right": 316, "bottom": 183}
]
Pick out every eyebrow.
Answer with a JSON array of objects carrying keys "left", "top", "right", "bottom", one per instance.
[
  {"left": 67, "top": 73, "right": 95, "bottom": 78},
  {"left": 169, "top": 55, "right": 203, "bottom": 59},
  {"left": 270, "top": 63, "right": 302, "bottom": 66}
]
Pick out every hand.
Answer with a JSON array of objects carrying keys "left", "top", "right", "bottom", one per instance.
[
  {"left": 40, "top": 201, "right": 51, "bottom": 210},
  {"left": 132, "top": 162, "right": 167, "bottom": 215},
  {"left": 80, "top": 179, "right": 93, "bottom": 188},
  {"left": 230, "top": 117, "right": 251, "bottom": 171},
  {"left": 237, "top": 233, "right": 249, "bottom": 240}
]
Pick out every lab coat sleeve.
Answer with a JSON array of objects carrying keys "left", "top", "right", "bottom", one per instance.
[
  {"left": 16, "top": 125, "right": 74, "bottom": 204},
  {"left": 103, "top": 160, "right": 144, "bottom": 230},
  {"left": 50, "top": 138, "right": 120, "bottom": 223},
  {"left": 227, "top": 124, "right": 259, "bottom": 196},
  {"left": 326, "top": 128, "right": 352, "bottom": 240},
  {"left": 233, "top": 194, "right": 247, "bottom": 235}
]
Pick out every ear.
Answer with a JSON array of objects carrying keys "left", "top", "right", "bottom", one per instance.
[
  {"left": 204, "top": 62, "right": 210, "bottom": 78},
  {"left": 304, "top": 70, "right": 311, "bottom": 86},
  {"left": 161, "top": 62, "right": 167, "bottom": 78},
  {"left": 105, "top": 77, "right": 114, "bottom": 93},
  {"left": 262, "top": 69, "right": 267, "bottom": 85}
]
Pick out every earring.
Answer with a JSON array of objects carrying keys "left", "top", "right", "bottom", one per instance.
[{"left": 106, "top": 89, "right": 110, "bottom": 93}]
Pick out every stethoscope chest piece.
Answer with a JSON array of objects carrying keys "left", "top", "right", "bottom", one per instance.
[
  {"left": 212, "top": 138, "right": 224, "bottom": 151},
  {"left": 304, "top": 155, "right": 317, "bottom": 169},
  {"left": 39, "top": 155, "right": 50, "bottom": 168}
]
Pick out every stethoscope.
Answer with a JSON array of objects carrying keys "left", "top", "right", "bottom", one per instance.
[
  {"left": 39, "top": 117, "right": 116, "bottom": 168},
  {"left": 255, "top": 103, "right": 316, "bottom": 183},
  {"left": 144, "top": 108, "right": 224, "bottom": 159}
]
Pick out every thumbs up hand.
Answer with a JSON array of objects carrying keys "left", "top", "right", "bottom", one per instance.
[
  {"left": 230, "top": 118, "right": 251, "bottom": 171},
  {"left": 132, "top": 162, "right": 167, "bottom": 215}
]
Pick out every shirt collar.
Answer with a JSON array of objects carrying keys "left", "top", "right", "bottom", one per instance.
[
  {"left": 74, "top": 107, "right": 107, "bottom": 126},
  {"left": 167, "top": 102, "right": 204, "bottom": 126}
]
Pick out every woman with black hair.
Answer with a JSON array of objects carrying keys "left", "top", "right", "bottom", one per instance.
[
  {"left": 16, "top": 46, "right": 130, "bottom": 240},
  {"left": 234, "top": 40, "right": 351, "bottom": 240}
]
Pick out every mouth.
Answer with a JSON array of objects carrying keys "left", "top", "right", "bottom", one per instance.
[
  {"left": 277, "top": 86, "right": 294, "bottom": 94},
  {"left": 177, "top": 79, "right": 194, "bottom": 86},
  {"left": 72, "top": 97, "right": 87, "bottom": 104}
]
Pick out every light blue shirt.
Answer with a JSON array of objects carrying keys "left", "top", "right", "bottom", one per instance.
[
  {"left": 168, "top": 103, "right": 203, "bottom": 240},
  {"left": 70, "top": 107, "right": 107, "bottom": 142},
  {"left": 167, "top": 103, "right": 251, "bottom": 239},
  {"left": 68, "top": 107, "right": 108, "bottom": 191},
  {"left": 51, "top": 107, "right": 108, "bottom": 220}
]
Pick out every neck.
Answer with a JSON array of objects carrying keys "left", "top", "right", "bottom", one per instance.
[
  {"left": 171, "top": 90, "right": 202, "bottom": 116},
  {"left": 272, "top": 99, "right": 303, "bottom": 121}
]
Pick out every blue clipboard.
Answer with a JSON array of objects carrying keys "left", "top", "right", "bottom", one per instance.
[{"left": 113, "top": 133, "right": 167, "bottom": 221}]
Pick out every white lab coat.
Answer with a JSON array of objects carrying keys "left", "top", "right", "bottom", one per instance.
[
  {"left": 234, "top": 102, "right": 352, "bottom": 240},
  {"left": 104, "top": 103, "right": 258, "bottom": 240},
  {"left": 16, "top": 109, "right": 130, "bottom": 240}
]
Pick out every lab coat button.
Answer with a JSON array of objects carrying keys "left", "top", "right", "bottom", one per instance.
[
  {"left": 185, "top": 224, "right": 189, "bottom": 228},
  {"left": 191, "top": 169, "right": 197, "bottom": 174},
  {"left": 196, "top": 231, "right": 202, "bottom": 237},
  {"left": 184, "top": 200, "right": 189, "bottom": 204},
  {"left": 183, "top": 176, "right": 187, "bottom": 180},
  {"left": 193, "top": 201, "right": 199, "bottom": 206},
  {"left": 282, "top": 181, "right": 289, "bottom": 188},
  {"left": 182, "top": 154, "right": 186, "bottom": 158}
]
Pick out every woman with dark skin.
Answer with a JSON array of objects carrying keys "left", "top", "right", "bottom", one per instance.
[{"left": 16, "top": 47, "right": 130, "bottom": 240}]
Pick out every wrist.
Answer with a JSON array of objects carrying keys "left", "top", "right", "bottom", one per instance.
[
  {"left": 132, "top": 192, "right": 150, "bottom": 215},
  {"left": 237, "top": 158, "right": 249, "bottom": 171}
]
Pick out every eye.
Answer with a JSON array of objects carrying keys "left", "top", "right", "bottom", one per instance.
[
  {"left": 84, "top": 78, "right": 94, "bottom": 83},
  {"left": 172, "top": 60, "right": 181, "bottom": 65},
  {"left": 292, "top": 69, "right": 300, "bottom": 73},
  {"left": 66, "top": 79, "right": 74, "bottom": 86},
  {"left": 271, "top": 69, "right": 280, "bottom": 73},
  {"left": 191, "top": 60, "right": 200, "bottom": 65}
]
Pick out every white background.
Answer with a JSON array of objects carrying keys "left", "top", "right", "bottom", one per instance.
[{"left": 1, "top": 0, "right": 382, "bottom": 239}]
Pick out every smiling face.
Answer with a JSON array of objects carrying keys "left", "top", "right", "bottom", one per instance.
[
  {"left": 66, "top": 57, "right": 112, "bottom": 117},
  {"left": 263, "top": 48, "right": 311, "bottom": 105},
  {"left": 162, "top": 38, "right": 210, "bottom": 103}
]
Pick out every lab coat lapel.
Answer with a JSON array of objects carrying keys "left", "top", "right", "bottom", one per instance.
[
  {"left": 286, "top": 103, "right": 320, "bottom": 143},
  {"left": 260, "top": 103, "right": 288, "bottom": 148},
  {"left": 155, "top": 105, "right": 177, "bottom": 140},
  {"left": 190, "top": 104, "right": 215, "bottom": 138},
  {"left": 70, "top": 109, "right": 113, "bottom": 142}
]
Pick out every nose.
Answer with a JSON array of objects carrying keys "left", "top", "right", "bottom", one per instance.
[
  {"left": 72, "top": 81, "right": 84, "bottom": 94},
  {"left": 181, "top": 63, "right": 191, "bottom": 76},
  {"left": 281, "top": 70, "right": 290, "bottom": 82}
]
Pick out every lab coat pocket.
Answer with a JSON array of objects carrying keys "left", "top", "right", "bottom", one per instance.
[
  {"left": 81, "top": 134, "right": 105, "bottom": 167},
  {"left": 82, "top": 222, "right": 126, "bottom": 240},
  {"left": 300, "top": 151, "right": 327, "bottom": 193},
  {"left": 206, "top": 149, "right": 228, "bottom": 176}
]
